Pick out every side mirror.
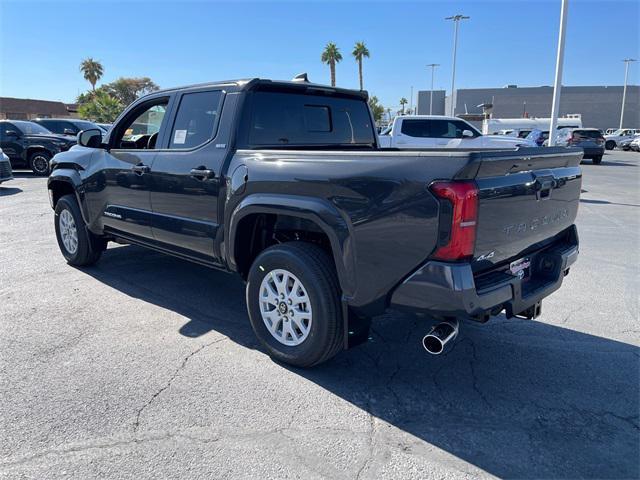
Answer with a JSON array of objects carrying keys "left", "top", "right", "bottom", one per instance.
[
  {"left": 462, "top": 129, "right": 474, "bottom": 138},
  {"left": 63, "top": 128, "right": 77, "bottom": 136},
  {"left": 78, "top": 128, "right": 103, "bottom": 148},
  {"left": 5, "top": 130, "right": 19, "bottom": 137}
]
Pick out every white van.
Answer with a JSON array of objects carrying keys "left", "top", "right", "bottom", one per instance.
[{"left": 482, "top": 116, "right": 582, "bottom": 136}]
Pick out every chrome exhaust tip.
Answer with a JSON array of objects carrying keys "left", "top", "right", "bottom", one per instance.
[{"left": 422, "top": 319, "right": 459, "bottom": 355}]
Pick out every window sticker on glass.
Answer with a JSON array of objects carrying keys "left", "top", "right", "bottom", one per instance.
[{"left": 173, "top": 129, "right": 187, "bottom": 144}]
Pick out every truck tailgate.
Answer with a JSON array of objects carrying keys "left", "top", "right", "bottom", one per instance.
[{"left": 457, "top": 147, "right": 583, "bottom": 272}]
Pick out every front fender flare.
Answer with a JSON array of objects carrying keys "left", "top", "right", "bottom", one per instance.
[
  {"left": 226, "top": 194, "right": 356, "bottom": 297},
  {"left": 47, "top": 170, "right": 89, "bottom": 225}
]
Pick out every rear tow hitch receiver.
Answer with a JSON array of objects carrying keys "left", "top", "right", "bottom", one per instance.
[{"left": 515, "top": 301, "right": 542, "bottom": 320}]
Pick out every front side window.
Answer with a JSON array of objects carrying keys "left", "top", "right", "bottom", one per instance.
[
  {"left": 113, "top": 99, "right": 168, "bottom": 149},
  {"left": 39, "top": 120, "right": 72, "bottom": 134},
  {"left": 169, "top": 90, "right": 222, "bottom": 149},
  {"left": 429, "top": 120, "right": 458, "bottom": 138}
]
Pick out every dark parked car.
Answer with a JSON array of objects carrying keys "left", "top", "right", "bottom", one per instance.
[
  {"left": 556, "top": 128, "right": 605, "bottom": 164},
  {"left": 0, "top": 147, "right": 13, "bottom": 184},
  {"left": 0, "top": 120, "right": 76, "bottom": 175},
  {"left": 33, "top": 118, "right": 103, "bottom": 138},
  {"left": 48, "top": 77, "right": 581, "bottom": 367}
]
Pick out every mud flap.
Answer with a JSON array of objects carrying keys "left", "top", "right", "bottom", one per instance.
[{"left": 342, "top": 297, "right": 372, "bottom": 349}]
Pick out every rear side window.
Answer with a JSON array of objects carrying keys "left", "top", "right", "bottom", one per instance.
[
  {"left": 401, "top": 119, "right": 430, "bottom": 137},
  {"left": 247, "top": 91, "right": 374, "bottom": 147},
  {"left": 169, "top": 90, "right": 222, "bottom": 149},
  {"left": 38, "top": 120, "right": 68, "bottom": 134}
]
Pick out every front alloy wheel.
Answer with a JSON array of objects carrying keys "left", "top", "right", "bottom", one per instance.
[
  {"left": 29, "top": 151, "right": 51, "bottom": 176},
  {"left": 58, "top": 209, "right": 78, "bottom": 255},
  {"left": 259, "top": 269, "right": 313, "bottom": 346},
  {"left": 54, "top": 194, "right": 104, "bottom": 266}
]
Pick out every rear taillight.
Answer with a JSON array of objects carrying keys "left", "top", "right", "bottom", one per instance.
[{"left": 430, "top": 181, "right": 479, "bottom": 261}]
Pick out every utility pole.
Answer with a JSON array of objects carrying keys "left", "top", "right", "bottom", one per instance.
[
  {"left": 548, "top": 0, "right": 568, "bottom": 146},
  {"left": 427, "top": 63, "right": 440, "bottom": 115},
  {"left": 445, "top": 14, "right": 469, "bottom": 116},
  {"left": 619, "top": 58, "right": 637, "bottom": 129},
  {"left": 410, "top": 86, "right": 413, "bottom": 114}
]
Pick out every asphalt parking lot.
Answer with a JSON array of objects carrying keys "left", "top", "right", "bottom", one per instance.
[{"left": 1, "top": 151, "right": 638, "bottom": 479}]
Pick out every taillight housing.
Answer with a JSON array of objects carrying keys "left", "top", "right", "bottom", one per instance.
[{"left": 430, "top": 180, "right": 479, "bottom": 261}]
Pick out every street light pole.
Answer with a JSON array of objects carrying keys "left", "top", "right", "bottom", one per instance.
[
  {"left": 548, "top": 0, "right": 569, "bottom": 146},
  {"left": 445, "top": 14, "right": 469, "bottom": 117},
  {"left": 619, "top": 58, "right": 637, "bottom": 129},
  {"left": 410, "top": 86, "right": 414, "bottom": 115},
  {"left": 427, "top": 63, "right": 440, "bottom": 115}
]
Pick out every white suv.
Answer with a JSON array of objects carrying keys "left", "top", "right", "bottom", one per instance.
[{"left": 378, "top": 116, "right": 533, "bottom": 149}]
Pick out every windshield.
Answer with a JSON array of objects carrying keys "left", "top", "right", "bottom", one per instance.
[
  {"left": 380, "top": 125, "right": 392, "bottom": 135},
  {"left": 611, "top": 129, "right": 625, "bottom": 136},
  {"left": 12, "top": 121, "right": 52, "bottom": 135}
]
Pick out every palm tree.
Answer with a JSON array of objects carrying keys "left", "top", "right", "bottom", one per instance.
[
  {"left": 352, "top": 42, "right": 370, "bottom": 91},
  {"left": 399, "top": 97, "right": 408, "bottom": 115},
  {"left": 321, "top": 43, "right": 343, "bottom": 87},
  {"left": 79, "top": 58, "right": 104, "bottom": 92}
]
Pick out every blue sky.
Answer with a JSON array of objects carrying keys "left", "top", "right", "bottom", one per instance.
[{"left": 1, "top": 0, "right": 638, "bottom": 110}]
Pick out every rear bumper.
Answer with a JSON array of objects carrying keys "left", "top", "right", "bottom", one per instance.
[
  {"left": 390, "top": 226, "right": 579, "bottom": 319},
  {"left": 581, "top": 146, "right": 605, "bottom": 158}
]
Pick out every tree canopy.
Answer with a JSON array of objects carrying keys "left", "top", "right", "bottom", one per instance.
[
  {"left": 77, "top": 91, "right": 123, "bottom": 123},
  {"left": 79, "top": 58, "right": 104, "bottom": 91}
]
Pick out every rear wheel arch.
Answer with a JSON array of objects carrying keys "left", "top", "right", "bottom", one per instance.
[{"left": 227, "top": 197, "right": 355, "bottom": 297}]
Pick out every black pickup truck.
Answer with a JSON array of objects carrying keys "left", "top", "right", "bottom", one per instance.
[{"left": 48, "top": 77, "right": 581, "bottom": 367}]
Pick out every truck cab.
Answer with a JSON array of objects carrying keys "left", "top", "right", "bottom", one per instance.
[{"left": 378, "top": 115, "right": 533, "bottom": 149}]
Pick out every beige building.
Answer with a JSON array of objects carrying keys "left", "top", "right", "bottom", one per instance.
[{"left": 0, "top": 97, "right": 78, "bottom": 120}]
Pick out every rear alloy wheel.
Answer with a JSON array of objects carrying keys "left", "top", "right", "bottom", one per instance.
[
  {"left": 29, "top": 151, "right": 51, "bottom": 176},
  {"left": 259, "top": 269, "right": 313, "bottom": 347},
  {"left": 246, "top": 242, "right": 343, "bottom": 368},
  {"left": 605, "top": 140, "right": 616, "bottom": 151}
]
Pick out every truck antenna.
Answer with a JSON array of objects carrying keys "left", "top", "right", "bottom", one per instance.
[{"left": 292, "top": 73, "right": 309, "bottom": 83}]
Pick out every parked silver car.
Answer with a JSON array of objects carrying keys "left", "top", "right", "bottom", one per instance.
[{"left": 0, "top": 147, "right": 13, "bottom": 184}]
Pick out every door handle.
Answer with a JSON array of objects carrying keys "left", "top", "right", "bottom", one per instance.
[
  {"left": 190, "top": 168, "right": 214, "bottom": 179},
  {"left": 132, "top": 164, "right": 150, "bottom": 175}
]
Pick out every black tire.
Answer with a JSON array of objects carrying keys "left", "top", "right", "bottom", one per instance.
[
  {"left": 246, "top": 242, "right": 343, "bottom": 368},
  {"left": 605, "top": 140, "right": 616, "bottom": 151},
  {"left": 592, "top": 155, "right": 603, "bottom": 165},
  {"left": 54, "top": 194, "right": 105, "bottom": 266},
  {"left": 29, "top": 150, "right": 51, "bottom": 176}
]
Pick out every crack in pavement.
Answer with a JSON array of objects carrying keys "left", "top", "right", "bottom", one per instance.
[
  {"left": 1, "top": 425, "right": 380, "bottom": 470},
  {"left": 132, "top": 337, "right": 228, "bottom": 432},
  {"left": 355, "top": 399, "right": 377, "bottom": 480}
]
